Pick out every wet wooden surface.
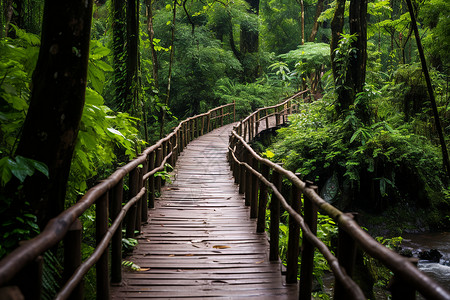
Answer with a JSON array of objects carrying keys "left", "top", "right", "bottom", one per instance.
[{"left": 111, "top": 122, "right": 296, "bottom": 299}]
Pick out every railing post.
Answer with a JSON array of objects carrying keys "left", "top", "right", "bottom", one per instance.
[
  {"left": 250, "top": 156, "right": 259, "bottom": 219},
  {"left": 0, "top": 287, "right": 24, "bottom": 299},
  {"left": 161, "top": 141, "right": 168, "bottom": 187},
  {"left": 195, "top": 118, "right": 199, "bottom": 138},
  {"left": 96, "top": 191, "right": 109, "bottom": 300},
  {"left": 141, "top": 158, "right": 148, "bottom": 222},
  {"left": 233, "top": 100, "right": 236, "bottom": 122},
  {"left": 221, "top": 107, "right": 224, "bottom": 126},
  {"left": 276, "top": 107, "right": 280, "bottom": 126},
  {"left": 155, "top": 147, "right": 162, "bottom": 195},
  {"left": 238, "top": 144, "right": 246, "bottom": 194},
  {"left": 135, "top": 166, "right": 143, "bottom": 231},
  {"left": 180, "top": 123, "right": 185, "bottom": 150},
  {"left": 173, "top": 135, "right": 178, "bottom": 165},
  {"left": 243, "top": 122, "right": 248, "bottom": 142},
  {"left": 389, "top": 258, "right": 419, "bottom": 300},
  {"left": 299, "top": 182, "right": 318, "bottom": 300},
  {"left": 111, "top": 179, "right": 124, "bottom": 284},
  {"left": 265, "top": 110, "right": 269, "bottom": 130},
  {"left": 334, "top": 213, "right": 358, "bottom": 300},
  {"left": 13, "top": 253, "right": 43, "bottom": 300},
  {"left": 255, "top": 112, "right": 259, "bottom": 136},
  {"left": 244, "top": 149, "right": 252, "bottom": 207},
  {"left": 64, "top": 218, "right": 83, "bottom": 299},
  {"left": 201, "top": 115, "right": 205, "bottom": 136},
  {"left": 233, "top": 140, "right": 240, "bottom": 184},
  {"left": 286, "top": 173, "right": 302, "bottom": 284},
  {"left": 270, "top": 169, "right": 282, "bottom": 261},
  {"left": 183, "top": 122, "right": 188, "bottom": 147},
  {"left": 256, "top": 163, "right": 270, "bottom": 233},
  {"left": 126, "top": 169, "right": 139, "bottom": 238},
  {"left": 190, "top": 119, "right": 194, "bottom": 141},
  {"left": 168, "top": 137, "right": 175, "bottom": 168},
  {"left": 249, "top": 116, "right": 254, "bottom": 141},
  {"left": 207, "top": 114, "right": 211, "bottom": 133},
  {"left": 148, "top": 151, "right": 155, "bottom": 209}
]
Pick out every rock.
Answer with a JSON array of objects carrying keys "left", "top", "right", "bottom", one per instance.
[
  {"left": 399, "top": 248, "right": 413, "bottom": 258},
  {"left": 419, "top": 249, "right": 443, "bottom": 262}
]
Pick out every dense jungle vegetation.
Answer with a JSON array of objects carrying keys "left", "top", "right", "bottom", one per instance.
[{"left": 0, "top": 0, "right": 449, "bottom": 298}]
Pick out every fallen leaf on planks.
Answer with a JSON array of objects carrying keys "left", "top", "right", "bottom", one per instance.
[
  {"left": 213, "top": 245, "right": 230, "bottom": 249},
  {"left": 138, "top": 268, "right": 150, "bottom": 271},
  {"left": 255, "top": 260, "right": 265, "bottom": 264}
]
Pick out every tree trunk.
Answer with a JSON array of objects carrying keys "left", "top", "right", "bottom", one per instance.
[
  {"left": 4, "top": 0, "right": 13, "bottom": 37},
  {"left": 10, "top": 0, "right": 23, "bottom": 31},
  {"left": 146, "top": 0, "right": 159, "bottom": 90},
  {"left": 330, "top": 0, "right": 348, "bottom": 113},
  {"left": 125, "top": 0, "right": 139, "bottom": 116},
  {"left": 240, "top": 0, "right": 259, "bottom": 81},
  {"left": 405, "top": 0, "right": 450, "bottom": 178},
  {"left": 349, "top": 0, "right": 369, "bottom": 122},
  {"left": 349, "top": 0, "right": 368, "bottom": 95},
  {"left": 159, "top": 0, "right": 176, "bottom": 138},
  {"left": 300, "top": 0, "right": 305, "bottom": 45},
  {"left": 330, "top": 0, "right": 345, "bottom": 80},
  {"left": 112, "top": 0, "right": 127, "bottom": 110},
  {"left": 308, "top": 0, "right": 324, "bottom": 42},
  {"left": 14, "top": 0, "right": 93, "bottom": 228}
]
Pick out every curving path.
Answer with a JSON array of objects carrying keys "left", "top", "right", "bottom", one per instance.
[{"left": 111, "top": 123, "right": 296, "bottom": 299}]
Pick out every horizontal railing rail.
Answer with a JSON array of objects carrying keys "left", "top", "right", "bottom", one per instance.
[
  {"left": 228, "top": 91, "right": 450, "bottom": 300},
  {"left": 0, "top": 102, "right": 235, "bottom": 300}
]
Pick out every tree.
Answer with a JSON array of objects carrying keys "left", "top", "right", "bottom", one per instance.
[
  {"left": 240, "top": 0, "right": 259, "bottom": 81},
  {"left": 330, "top": 0, "right": 369, "bottom": 120},
  {"left": 160, "top": 0, "right": 176, "bottom": 138},
  {"left": 111, "top": 0, "right": 127, "bottom": 110},
  {"left": 146, "top": 0, "right": 159, "bottom": 90},
  {"left": 308, "top": 0, "right": 324, "bottom": 42},
  {"left": 405, "top": 0, "right": 450, "bottom": 178},
  {"left": 13, "top": 0, "right": 94, "bottom": 228},
  {"left": 124, "top": 0, "right": 140, "bottom": 115}
]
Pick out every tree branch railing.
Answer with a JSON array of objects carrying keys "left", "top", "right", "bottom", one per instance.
[
  {"left": 0, "top": 102, "right": 235, "bottom": 300},
  {"left": 228, "top": 91, "right": 450, "bottom": 300}
]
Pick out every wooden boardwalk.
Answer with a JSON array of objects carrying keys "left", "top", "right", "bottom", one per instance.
[{"left": 111, "top": 123, "right": 296, "bottom": 299}]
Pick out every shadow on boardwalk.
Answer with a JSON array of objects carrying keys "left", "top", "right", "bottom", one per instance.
[{"left": 111, "top": 124, "right": 297, "bottom": 299}]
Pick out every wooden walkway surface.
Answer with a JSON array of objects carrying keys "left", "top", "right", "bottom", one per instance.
[{"left": 111, "top": 123, "right": 296, "bottom": 299}]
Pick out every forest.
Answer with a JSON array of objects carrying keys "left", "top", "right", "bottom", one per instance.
[{"left": 0, "top": 0, "right": 449, "bottom": 298}]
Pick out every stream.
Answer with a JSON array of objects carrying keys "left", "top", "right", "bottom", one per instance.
[{"left": 401, "top": 232, "right": 450, "bottom": 292}]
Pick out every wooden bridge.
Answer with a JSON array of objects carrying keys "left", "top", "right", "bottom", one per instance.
[
  {"left": 0, "top": 91, "right": 449, "bottom": 300},
  {"left": 111, "top": 123, "right": 296, "bottom": 299}
]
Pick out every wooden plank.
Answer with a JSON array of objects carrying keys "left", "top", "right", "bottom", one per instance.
[{"left": 111, "top": 124, "right": 295, "bottom": 299}]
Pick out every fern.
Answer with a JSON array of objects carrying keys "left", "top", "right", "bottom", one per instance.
[{"left": 42, "top": 251, "right": 62, "bottom": 300}]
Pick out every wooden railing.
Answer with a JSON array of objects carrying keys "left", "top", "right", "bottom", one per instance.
[
  {"left": 228, "top": 91, "right": 450, "bottom": 300},
  {"left": 0, "top": 102, "right": 235, "bottom": 300}
]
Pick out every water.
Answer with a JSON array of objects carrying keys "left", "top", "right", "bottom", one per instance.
[{"left": 401, "top": 232, "right": 450, "bottom": 292}]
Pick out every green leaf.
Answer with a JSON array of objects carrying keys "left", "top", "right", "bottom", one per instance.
[
  {"left": 27, "top": 159, "right": 49, "bottom": 178},
  {"left": 11, "top": 156, "right": 35, "bottom": 182},
  {"left": 0, "top": 157, "right": 13, "bottom": 186},
  {"left": 95, "top": 60, "right": 113, "bottom": 72},
  {"left": 107, "top": 128, "right": 126, "bottom": 139},
  {"left": 350, "top": 129, "right": 361, "bottom": 143},
  {"left": 85, "top": 89, "right": 104, "bottom": 106}
]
